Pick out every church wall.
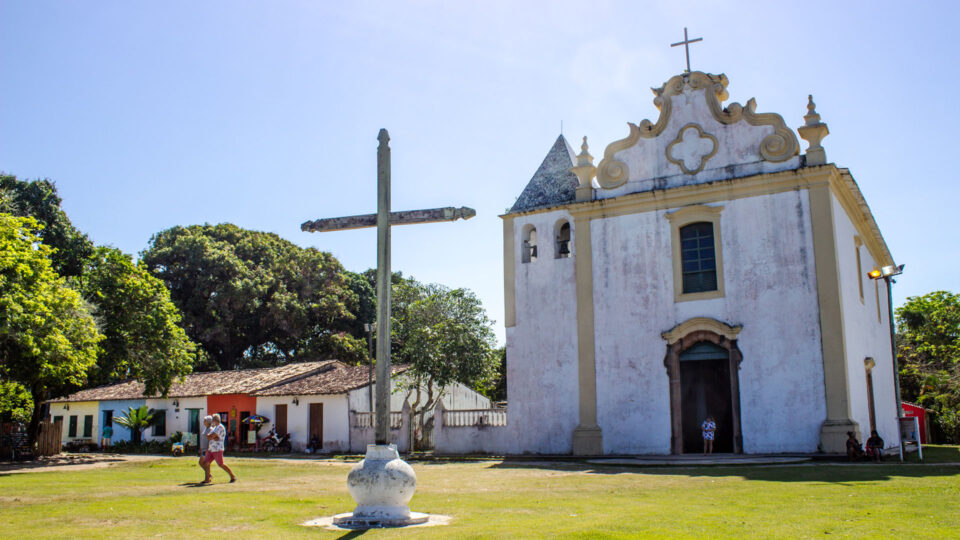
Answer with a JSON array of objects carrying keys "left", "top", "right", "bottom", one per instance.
[
  {"left": 591, "top": 189, "right": 827, "bottom": 454},
  {"left": 505, "top": 209, "right": 579, "bottom": 454},
  {"left": 830, "top": 194, "right": 899, "bottom": 447}
]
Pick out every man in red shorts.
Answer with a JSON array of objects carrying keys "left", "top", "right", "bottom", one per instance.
[{"left": 202, "top": 413, "right": 237, "bottom": 483}]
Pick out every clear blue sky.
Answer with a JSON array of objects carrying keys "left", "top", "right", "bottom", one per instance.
[{"left": 2, "top": 1, "right": 957, "bottom": 344}]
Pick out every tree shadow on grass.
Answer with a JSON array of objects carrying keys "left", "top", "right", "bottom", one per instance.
[{"left": 488, "top": 460, "right": 960, "bottom": 483}]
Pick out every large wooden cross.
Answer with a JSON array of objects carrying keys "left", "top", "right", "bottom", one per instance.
[{"left": 301, "top": 129, "right": 475, "bottom": 445}]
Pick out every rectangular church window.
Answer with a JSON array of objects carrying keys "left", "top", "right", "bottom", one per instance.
[{"left": 680, "top": 222, "right": 718, "bottom": 294}]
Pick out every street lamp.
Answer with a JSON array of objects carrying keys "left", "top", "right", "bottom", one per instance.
[{"left": 868, "top": 263, "right": 904, "bottom": 461}]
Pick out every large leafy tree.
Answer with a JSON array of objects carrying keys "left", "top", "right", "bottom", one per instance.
[
  {"left": 896, "top": 290, "right": 960, "bottom": 442},
  {"left": 0, "top": 215, "right": 101, "bottom": 442},
  {"left": 395, "top": 282, "right": 500, "bottom": 437},
  {"left": 79, "top": 247, "right": 200, "bottom": 395},
  {"left": 140, "top": 223, "right": 366, "bottom": 369},
  {"left": 0, "top": 175, "right": 94, "bottom": 278}
]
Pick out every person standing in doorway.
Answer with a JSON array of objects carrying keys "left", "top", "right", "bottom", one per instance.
[
  {"left": 198, "top": 416, "right": 213, "bottom": 483},
  {"left": 202, "top": 413, "right": 237, "bottom": 483},
  {"left": 702, "top": 416, "right": 717, "bottom": 455},
  {"left": 100, "top": 424, "right": 112, "bottom": 450}
]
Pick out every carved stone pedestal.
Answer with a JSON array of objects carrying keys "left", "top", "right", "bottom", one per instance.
[{"left": 332, "top": 444, "right": 426, "bottom": 529}]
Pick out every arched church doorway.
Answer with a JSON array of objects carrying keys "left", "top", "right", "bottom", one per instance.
[
  {"left": 662, "top": 318, "right": 744, "bottom": 454},
  {"left": 680, "top": 342, "right": 734, "bottom": 453}
]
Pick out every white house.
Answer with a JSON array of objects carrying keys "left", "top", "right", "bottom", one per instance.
[{"left": 485, "top": 70, "right": 898, "bottom": 456}]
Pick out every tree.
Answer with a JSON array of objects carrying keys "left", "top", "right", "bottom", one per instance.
[
  {"left": 140, "top": 223, "right": 366, "bottom": 369},
  {"left": 0, "top": 175, "right": 94, "bottom": 278},
  {"left": 113, "top": 405, "right": 155, "bottom": 444},
  {"left": 0, "top": 214, "right": 101, "bottom": 443},
  {"left": 896, "top": 290, "right": 960, "bottom": 442},
  {"left": 79, "top": 247, "right": 200, "bottom": 395},
  {"left": 395, "top": 283, "right": 500, "bottom": 441},
  {"left": 0, "top": 380, "right": 32, "bottom": 423}
]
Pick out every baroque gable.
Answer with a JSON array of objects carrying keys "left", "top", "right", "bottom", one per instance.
[{"left": 594, "top": 72, "right": 800, "bottom": 199}]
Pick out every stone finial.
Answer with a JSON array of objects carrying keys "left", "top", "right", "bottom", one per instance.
[
  {"left": 570, "top": 136, "right": 597, "bottom": 202},
  {"left": 797, "top": 94, "right": 829, "bottom": 166}
]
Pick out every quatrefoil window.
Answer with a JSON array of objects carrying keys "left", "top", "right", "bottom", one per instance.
[{"left": 666, "top": 124, "right": 718, "bottom": 175}]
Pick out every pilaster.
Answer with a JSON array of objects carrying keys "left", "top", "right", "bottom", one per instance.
[
  {"left": 808, "top": 180, "right": 860, "bottom": 453},
  {"left": 572, "top": 215, "right": 602, "bottom": 455}
]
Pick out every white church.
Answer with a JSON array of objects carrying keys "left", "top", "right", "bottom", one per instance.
[{"left": 489, "top": 71, "right": 898, "bottom": 456}]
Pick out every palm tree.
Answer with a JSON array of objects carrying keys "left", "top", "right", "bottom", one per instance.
[{"left": 112, "top": 405, "right": 155, "bottom": 444}]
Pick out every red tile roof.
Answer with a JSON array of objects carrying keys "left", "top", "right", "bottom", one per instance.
[
  {"left": 48, "top": 361, "right": 337, "bottom": 402},
  {"left": 252, "top": 363, "right": 409, "bottom": 396}
]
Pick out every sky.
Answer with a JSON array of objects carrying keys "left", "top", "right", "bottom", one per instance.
[{"left": 2, "top": 0, "right": 958, "bottom": 344}]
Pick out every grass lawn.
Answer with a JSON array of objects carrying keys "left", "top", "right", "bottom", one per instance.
[{"left": 1, "top": 450, "right": 959, "bottom": 539}]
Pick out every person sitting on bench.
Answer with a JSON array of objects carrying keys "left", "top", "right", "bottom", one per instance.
[
  {"left": 865, "top": 430, "right": 885, "bottom": 462},
  {"left": 846, "top": 431, "right": 865, "bottom": 461}
]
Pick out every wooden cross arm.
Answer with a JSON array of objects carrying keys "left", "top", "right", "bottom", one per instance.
[{"left": 301, "top": 206, "right": 476, "bottom": 233}]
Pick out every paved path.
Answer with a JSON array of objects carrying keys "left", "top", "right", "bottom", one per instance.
[
  {"left": 587, "top": 455, "right": 812, "bottom": 467},
  {"left": 0, "top": 453, "right": 165, "bottom": 474}
]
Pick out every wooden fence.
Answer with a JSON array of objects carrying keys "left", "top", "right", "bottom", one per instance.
[{"left": 35, "top": 419, "right": 62, "bottom": 457}]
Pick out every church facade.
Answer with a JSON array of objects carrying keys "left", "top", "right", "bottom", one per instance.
[{"left": 500, "top": 72, "right": 898, "bottom": 455}]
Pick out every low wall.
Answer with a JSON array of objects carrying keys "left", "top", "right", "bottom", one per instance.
[
  {"left": 348, "top": 410, "right": 410, "bottom": 453},
  {"left": 432, "top": 404, "right": 512, "bottom": 455}
]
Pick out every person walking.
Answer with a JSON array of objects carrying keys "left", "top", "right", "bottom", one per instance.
[
  {"left": 198, "top": 416, "right": 213, "bottom": 483},
  {"left": 201, "top": 413, "right": 237, "bottom": 483},
  {"left": 702, "top": 416, "right": 717, "bottom": 455}
]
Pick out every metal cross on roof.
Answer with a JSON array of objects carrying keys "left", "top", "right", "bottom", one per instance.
[
  {"left": 301, "top": 129, "right": 475, "bottom": 445},
  {"left": 670, "top": 27, "right": 703, "bottom": 73}
]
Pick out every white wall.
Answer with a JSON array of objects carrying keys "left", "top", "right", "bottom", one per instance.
[
  {"left": 505, "top": 208, "right": 580, "bottom": 454},
  {"left": 143, "top": 397, "right": 207, "bottom": 443},
  {"left": 256, "top": 395, "right": 350, "bottom": 452},
  {"left": 590, "top": 190, "right": 827, "bottom": 454},
  {"left": 348, "top": 378, "right": 490, "bottom": 413},
  {"left": 831, "top": 194, "right": 899, "bottom": 448},
  {"left": 52, "top": 401, "right": 98, "bottom": 444}
]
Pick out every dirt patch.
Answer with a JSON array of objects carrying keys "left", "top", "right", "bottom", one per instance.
[{"left": 0, "top": 453, "right": 166, "bottom": 474}]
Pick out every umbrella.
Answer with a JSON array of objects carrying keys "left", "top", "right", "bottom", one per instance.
[{"left": 241, "top": 414, "right": 269, "bottom": 424}]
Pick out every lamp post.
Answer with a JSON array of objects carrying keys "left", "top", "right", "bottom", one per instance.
[
  {"left": 364, "top": 322, "right": 376, "bottom": 413},
  {"left": 868, "top": 263, "right": 905, "bottom": 461}
]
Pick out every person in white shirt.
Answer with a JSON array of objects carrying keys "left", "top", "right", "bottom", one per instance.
[
  {"left": 198, "top": 416, "right": 213, "bottom": 483},
  {"left": 200, "top": 413, "right": 236, "bottom": 483}
]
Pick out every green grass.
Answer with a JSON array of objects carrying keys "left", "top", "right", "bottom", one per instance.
[{"left": 1, "top": 453, "right": 959, "bottom": 539}]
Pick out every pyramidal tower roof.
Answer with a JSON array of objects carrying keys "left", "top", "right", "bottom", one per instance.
[{"left": 509, "top": 135, "right": 579, "bottom": 213}]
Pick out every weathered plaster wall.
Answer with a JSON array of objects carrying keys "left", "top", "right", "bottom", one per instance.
[
  {"left": 98, "top": 399, "right": 146, "bottom": 443},
  {"left": 51, "top": 401, "right": 98, "bottom": 443},
  {"left": 142, "top": 396, "right": 207, "bottom": 442},
  {"left": 597, "top": 85, "right": 800, "bottom": 201},
  {"left": 591, "top": 190, "right": 826, "bottom": 453},
  {"left": 831, "top": 194, "right": 899, "bottom": 447},
  {"left": 256, "top": 395, "right": 350, "bottom": 452},
  {"left": 435, "top": 425, "right": 510, "bottom": 455},
  {"left": 505, "top": 208, "right": 579, "bottom": 454}
]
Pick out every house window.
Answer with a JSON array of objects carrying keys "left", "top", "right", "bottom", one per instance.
[
  {"left": 864, "top": 358, "right": 877, "bottom": 432},
  {"left": 152, "top": 409, "right": 167, "bottom": 437},
  {"left": 103, "top": 409, "right": 113, "bottom": 427},
  {"left": 855, "top": 236, "right": 864, "bottom": 303},
  {"left": 68, "top": 415, "right": 78, "bottom": 438},
  {"left": 875, "top": 279, "right": 882, "bottom": 323},
  {"left": 555, "top": 220, "right": 571, "bottom": 258},
  {"left": 82, "top": 415, "right": 93, "bottom": 438},
  {"left": 521, "top": 225, "right": 538, "bottom": 263},
  {"left": 667, "top": 205, "right": 725, "bottom": 302}
]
